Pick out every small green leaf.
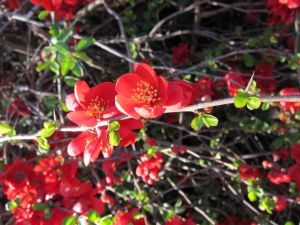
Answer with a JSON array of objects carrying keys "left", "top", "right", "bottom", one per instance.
[
  {"left": 40, "top": 127, "right": 56, "bottom": 138},
  {"left": 53, "top": 120, "right": 60, "bottom": 128},
  {"left": 64, "top": 76, "right": 80, "bottom": 87},
  {"left": 109, "top": 121, "right": 120, "bottom": 132},
  {"left": 143, "top": 204, "right": 153, "bottom": 212},
  {"left": 165, "top": 210, "right": 175, "bottom": 220},
  {"left": 37, "top": 137, "right": 50, "bottom": 153},
  {"left": 191, "top": 115, "right": 203, "bottom": 131},
  {"left": 285, "top": 221, "right": 295, "bottom": 225},
  {"left": 234, "top": 89, "right": 248, "bottom": 108},
  {"left": 75, "top": 38, "right": 95, "bottom": 51},
  {"left": 44, "top": 96, "right": 59, "bottom": 109},
  {"left": 0, "top": 122, "right": 12, "bottom": 134},
  {"left": 43, "top": 122, "right": 53, "bottom": 129},
  {"left": 58, "top": 28, "right": 73, "bottom": 42},
  {"left": 88, "top": 210, "right": 101, "bottom": 222},
  {"left": 54, "top": 43, "right": 70, "bottom": 55},
  {"left": 261, "top": 102, "right": 270, "bottom": 111},
  {"left": 72, "top": 63, "right": 84, "bottom": 77},
  {"left": 295, "top": 111, "right": 300, "bottom": 120},
  {"left": 247, "top": 191, "right": 257, "bottom": 202},
  {"left": 62, "top": 215, "right": 77, "bottom": 225},
  {"left": 5, "top": 201, "right": 18, "bottom": 211},
  {"left": 202, "top": 114, "right": 219, "bottom": 127},
  {"left": 38, "top": 10, "right": 49, "bottom": 20},
  {"left": 75, "top": 52, "right": 92, "bottom": 62},
  {"left": 60, "top": 56, "right": 76, "bottom": 76},
  {"left": 36, "top": 62, "right": 50, "bottom": 72},
  {"left": 247, "top": 96, "right": 261, "bottom": 110},
  {"left": 60, "top": 101, "right": 69, "bottom": 112},
  {"left": 49, "top": 62, "right": 60, "bottom": 75},
  {"left": 109, "top": 131, "right": 120, "bottom": 146},
  {"left": 32, "top": 203, "right": 48, "bottom": 211}
]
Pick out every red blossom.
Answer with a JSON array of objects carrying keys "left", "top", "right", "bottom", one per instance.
[
  {"left": 101, "top": 194, "right": 115, "bottom": 206},
  {"left": 272, "top": 148, "right": 289, "bottom": 162},
  {"left": 172, "top": 43, "right": 191, "bottom": 65},
  {"left": 273, "top": 195, "right": 287, "bottom": 211},
  {"left": 193, "top": 77, "right": 214, "bottom": 100},
  {"left": 136, "top": 152, "right": 164, "bottom": 185},
  {"left": 215, "top": 216, "right": 256, "bottom": 225},
  {"left": 268, "top": 169, "right": 291, "bottom": 185},
  {"left": 66, "top": 81, "right": 120, "bottom": 127},
  {"left": 279, "top": 88, "right": 300, "bottom": 114},
  {"left": 267, "top": 0, "right": 296, "bottom": 25},
  {"left": 225, "top": 73, "right": 246, "bottom": 96},
  {"left": 115, "top": 63, "right": 186, "bottom": 119},
  {"left": 146, "top": 136, "right": 158, "bottom": 146},
  {"left": 3, "top": 0, "right": 22, "bottom": 11},
  {"left": 113, "top": 208, "right": 146, "bottom": 225},
  {"left": 171, "top": 145, "right": 187, "bottom": 154},
  {"left": 8, "top": 98, "right": 31, "bottom": 116},
  {"left": 255, "top": 64, "right": 276, "bottom": 94},
  {"left": 291, "top": 143, "right": 300, "bottom": 164},
  {"left": 279, "top": 0, "right": 300, "bottom": 9},
  {"left": 288, "top": 164, "right": 300, "bottom": 190},
  {"left": 239, "top": 164, "right": 262, "bottom": 181},
  {"left": 165, "top": 215, "right": 196, "bottom": 225}
]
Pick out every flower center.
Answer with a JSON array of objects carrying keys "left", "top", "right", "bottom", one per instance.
[
  {"left": 132, "top": 81, "right": 160, "bottom": 106},
  {"left": 88, "top": 97, "right": 110, "bottom": 119},
  {"left": 13, "top": 170, "right": 25, "bottom": 183}
]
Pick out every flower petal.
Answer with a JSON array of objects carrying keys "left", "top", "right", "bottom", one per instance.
[
  {"left": 134, "top": 105, "right": 165, "bottom": 119},
  {"left": 74, "top": 81, "right": 90, "bottom": 107},
  {"left": 67, "top": 111, "right": 97, "bottom": 127},
  {"left": 115, "top": 95, "right": 141, "bottom": 119},
  {"left": 83, "top": 139, "right": 99, "bottom": 166},
  {"left": 67, "top": 132, "right": 90, "bottom": 157},
  {"left": 115, "top": 73, "right": 142, "bottom": 97},
  {"left": 134, "top": 63, "right": 159, "bottom": 88},
  {"left": 87, "top": 82, "right": 116, "bottom": 107}
]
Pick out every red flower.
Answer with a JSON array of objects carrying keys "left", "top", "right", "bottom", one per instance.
[
  {"left": 239, "top": 164, "right": 262, "bottom": 181},
  {"left": 146, "top": 136, "right": 158, "bottom": 146},
  {"left": 116, "top": 63, "right": 185, "bottom": 119},
  {"left": 272, "top": 148, "right": 289, "bottom": 162},
  {"left": 8, "top": 98, "right": 31, "bottom": 116},
  {"left": 279, "top": 88, "right": 300, "bottom": 114},
  {"left": 267, "top": 0, "right": 296, "bottom": 25},
  {"left": 113, "top": 208, "right": 146, "bottom": 225},
  {"left": 273, "top": 195, "right": 287, "bottom": 211},
  {"left": 193, "top": 77, "right": 214, "bottom": 100},
  {"left": 172, "top": 43, "right": 191, "bottom": 65},
  {"left": 225, "top": 73, "right": 246, "bottom": 96},
  {"left": 268, "top": 169, "right": 291, "bottom": 185},
  {"left": 3, "top": 0, "right": 22, "bottom": 10},
  {"left": 136, "top": 152, "right": 163, "bottom": 185},
  {"left": 291, "top": 144, "right": 300, "bottom": 164},
  {"left": 288, "top": 164, "right": 300, "bottom": 190},
  {"left": 67, "top": 119, "right": 143, "bottom": 166},
  {"left": 255, "top": 64, "right": 276, "bottom": 94},
  {"left": 171, "top": 145, "right": 187, "bottom": 154},
  {"left": 165, "top": 215, "right": 196, "bottom": 225},
  {"left": 66, "top": 81, "right": 120, "bottom": 127},
  {"left": 216, "top": 216, "right": 256, "bottom": 225},
  {"left": 279, "top": 0, "right": 300, "bottom": 9},
  {"left": 101, "top": 194, "right": 115, "bottom": 206}
]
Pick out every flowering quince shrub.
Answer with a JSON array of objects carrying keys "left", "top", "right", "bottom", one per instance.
[{"left": 2, "top": 1, "right": 300, "bottom": 225}]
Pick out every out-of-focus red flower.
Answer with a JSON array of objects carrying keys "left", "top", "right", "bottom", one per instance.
[
  {"left": 272, "top": 148, "right": 289, "bottom": 162},
  {"left": 267, "top": 168, "right": 291, "bottom": 185},
  {"left": 267, "top": 0, "right": 296, "bottom": 25},
  {"left": 101, "top": 194, "right": 115, "bottom": 206},
  {"left": 171, "top": 145, "right": 187, "bottom": 154},
  {"left": 288, "top": 164, "right": 300, "bottom": 190},
  {"left": 67, "top": 118, "right": 143, "bottom": 166},
  {"left": 146, "top": 136, "right": 158, "bottom": 146},
  {"left": 3, "top": 0, "right": 22, "bottom": 10},
  {"left": 291, "top": 143, "right": 300, "bottom": 164},
  {"left": 8, "top": 98, "right": 31, "bottom": 116},
  {"left": 136, "top": 152, "right": 163, "bottom": 185},
  {"left": 255, "top": 64, "right": 276, "bottom": 94},
  {"left": 193, "top": 77, "right": 214, "bottom": 100},
  {"left": 279, "top": 88, "right": 300, "bottom": 114},
  {"left": 113, "top": 208, "right": 146, "bottom": 225},
  {"left": 262, "top": 160, "right": 275, "bottom": 169},
  {"left": 279, "top": 0, "right": 300, "bottom": 9},
  {"left": 165, "top": 215, "right": 196, "bottom": 225},
  {"left": 116, "top": 63, "right": 186, "bottom": 119},
  {"left": 30, "top": 0, "right": 86, "bottom": 20},
  {"left": 239, "top": 164, "right": 262, "bottom": 181},
  {"left": 273, "top": 195, "right": 287, "bottom": 211},
  {"left": 66, "top": 81, "right": 120, "bottom": 127},
  {"left": 172, "top": 43, "right": 191, "bottom": 65},
  {"left": 225, "top": 73, "right": 246, "bottom": 96},
  {"left": 215, "top": 216, "right": 256, "bottom": 225}
]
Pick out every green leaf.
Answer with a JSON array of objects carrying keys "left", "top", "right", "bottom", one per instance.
[
  {"left": 44, "top": 96, "right": 59, "bottom": 109},
  {"left": 234, "top": 89, "right": 248, "bottom": 108},
  {"left": 37, "top": 137, "right": 50, "bottom": 153},
  {"left": 0, "top": 122, "right": 12, "bottom": 134},
  {"left": 62, "top": 215, "right": 77, "bottom": 225},
  {"left": 36, "top": 62, "right": 50, "bottom": 72},
  {"left": 49, "top": 28, "right": 59, "bottom": 38},
  {"left": 54, "top": 43, "right": 69, "bottom": 55},
  {"left": 60, "top": 56, "right": 76, "bottom": 76},
  {"left": 60, "top": 101, "right": 69, "bottom": 112},
  {"left": 64, "top": 76, "right": 80, "bottom": 87},
  {"left": 109, "top": 121, "right": 120, "bottom": 132},
  {"left": 261, "top": 102, "right": 270, "bottom": 111},
  {"left": 143, "top": 204, "right": 153, "bottom": 212},
  {"left": 191, "top": 115, "right": 203, "bottom": 131},
  {"left": 295, "top": 111, "right": 300, "bottom": 120},
  {"left": 58, "top": 28, "right": 73, "bottom": 42},
  {"left": 99, "top": 215, "right": 113, "bottom": 225},
  {"left": 247, "top": 96, "right": 261, "bottom": 110},
  {"left": 40, "top": 127, "right": 56, "bottom": 138},
  {"left": 202, "top": 114, "right": 219, "bottom": 127},
  {"left": 72, "top": 63, "right": 84, "bottom": 77},
  {"left": 49, "top": 62, "right": 60, "bottom": 75},
  {"left": 43, "top": 122, "right": 53, "bottom": 129},
  {"left": 285, "top": 221, "right": 295, "bottom": 225},
  {"left": 75, "top": 52, "right": 92, "bottom": 62},
  {"left": 32, "top": 203, "right": 48, "bottom": 211},
  {"left": 247, "top": 191, "right": 257, "bottom": 202},
  {"left": 5, "top": 201, "right": 18, "bottom": 211},
  {"left": 243, "top": 54, "right": 255, "bottom": 68},
  {"left": 75, "top": 38, "right": 95, "bottom": 51},
  {"left": 38, "top": 10, "right": 49, "bottom": 20},
  {"left": 109, "top": 131, "right": 120, "bottom": 146},
  {"left": 88, "top": 210, "right": 101, "bottom": 222},
  {"left": 165, "top": 210, "right": 175, "bottom": 220}
]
